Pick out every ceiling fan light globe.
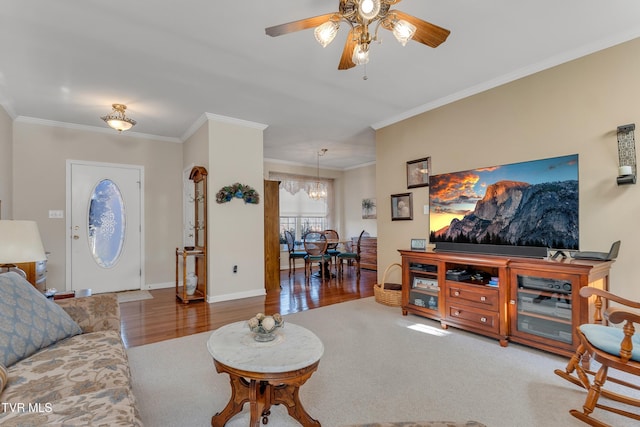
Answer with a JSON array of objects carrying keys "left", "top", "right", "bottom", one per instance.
[
  {"left": 352, "top": 44, "right": 370, "bottom": 65},
  {"left": 358, "top": 0, "right": 381, "bottom": 21},
  {"left": 314, "top": 21, "right": 339, "bottom": 47},
  {"left": 392, "top": 20, "right": 416, "bottom": 46}
]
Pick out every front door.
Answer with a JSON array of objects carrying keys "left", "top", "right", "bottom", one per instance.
[{"left": 67, "top": 160, "right": 143, "bottom": 293}]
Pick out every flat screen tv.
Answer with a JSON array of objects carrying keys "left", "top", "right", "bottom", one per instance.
[{"left": 429, "top": 154, "right": 579, "bottom": 258}]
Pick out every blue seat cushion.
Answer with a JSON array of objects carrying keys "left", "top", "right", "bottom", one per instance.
[
  {"left": 327, "top": 250, "right": 341, "bottom": 256},
  {"left": 290, "top": 251, "right": 307, "bottom": 258},
  {"left": 338, "top": 252, "right": 358, "bottom": 259},
  {"left": 305, "top": 254, "right": 331, "bottom": 262},
  {"left": 580, "top": 323, "right": 640, "bottom": 362}
]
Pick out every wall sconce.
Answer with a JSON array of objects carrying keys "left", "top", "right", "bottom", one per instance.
[{"left": 616, "top": 123, "right": 636, "bottom": 185}]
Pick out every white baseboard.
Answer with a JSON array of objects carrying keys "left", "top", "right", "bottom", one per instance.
[
  {"left": 143, "top": 282, "right": 267, "bottom": 303},
  {"left": 207, "top": 288, "right": 265, "bottom": 303},
  {"left": 144, "top": 281, "right": 174, "bottom": 290}
]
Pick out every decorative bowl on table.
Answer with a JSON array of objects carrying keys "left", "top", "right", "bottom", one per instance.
[{"left": 247, "top": 312, "right": 284, "bottom": 342}]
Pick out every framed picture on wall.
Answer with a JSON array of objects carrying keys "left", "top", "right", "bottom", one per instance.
[
  {"left": 362, "top": 198, "right": 377, "bottom": 219},
  {"left": 407, "top": 157, "right": 430, "bottom": 189},
  {"left": 391, "top": 193, "right": 413, "bottom": 221}
]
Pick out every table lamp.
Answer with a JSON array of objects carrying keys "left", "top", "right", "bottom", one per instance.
[{"left": 0, "top": 220, "right": 47, "bottom": 278}]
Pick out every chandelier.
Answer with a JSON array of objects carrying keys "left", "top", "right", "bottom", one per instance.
[
  {"left": 309, "top": 149, "right": 328, "bottom": 200},
  {"left": 101, "top": 104, "right": 137, "bottom": 132}
]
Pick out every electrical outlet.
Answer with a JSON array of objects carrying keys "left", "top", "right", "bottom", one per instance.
[{"left": 49, "top": 210, "right": 64, "bottom": 219}]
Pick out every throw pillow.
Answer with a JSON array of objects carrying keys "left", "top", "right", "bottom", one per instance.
[
  {"left": 0, "top": 272, "right": 82, "bottom": 367},
  {"left": 0, "top": 363, "right": 7, "bottom": 393}
]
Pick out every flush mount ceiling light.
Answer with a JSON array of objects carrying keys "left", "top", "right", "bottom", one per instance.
[
  {"left": 101, "top": 103, "right": 136, "bottom": 132},
  {"left": 266, "top": 0, "right": 450, "bottom": 70}
]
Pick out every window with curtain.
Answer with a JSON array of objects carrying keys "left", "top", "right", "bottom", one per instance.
[{"left": 269, "top": 172, "right": 334, "bottom": 244}]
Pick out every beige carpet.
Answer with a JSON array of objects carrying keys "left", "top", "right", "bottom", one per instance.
[
  {"left": 116, "top": 290, "right": 153, "bottom": 303},
  {"left": 127, "top": 297, "right": 639, "bottom": 427}
]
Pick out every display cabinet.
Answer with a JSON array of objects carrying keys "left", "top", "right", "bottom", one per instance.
[
  {"left": 399, "top": 249, "right": 613, "bottom": 356},
  {"left": 404, "top": 256, "right": 441, "bottom": 318},
  {"left": 176, "top": 166, "right": 208, "bottom": 303}
]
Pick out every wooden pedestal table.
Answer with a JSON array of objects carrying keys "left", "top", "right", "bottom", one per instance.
[{"left": 207, "top": 321, "right": 324, "bottom": 426}]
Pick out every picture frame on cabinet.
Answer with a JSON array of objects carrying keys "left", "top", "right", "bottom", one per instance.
[
  {"left": 411, "top": 238, "right": 427, "bottom": 251},
  {"left": 391, "top": 193, "right": 412, "bottom": 221},
  {"left": 407, "top": 157, "right": 430, "bottom": 189}
]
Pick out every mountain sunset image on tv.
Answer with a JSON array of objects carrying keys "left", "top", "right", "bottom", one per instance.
[{"left": 429, "top": 154, "right": 579, "bottom": 256}]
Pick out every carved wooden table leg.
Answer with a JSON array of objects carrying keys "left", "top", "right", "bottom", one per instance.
[
  {"left": 272, "top": 383, "right": 320, "bottom": 426},
  {"left": 211, "top": 375, "right": 250, "bottom": 427}
]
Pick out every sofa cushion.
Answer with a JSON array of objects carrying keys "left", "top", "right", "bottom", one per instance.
[
  {"left": 0, "top": 272, "right": 82, "bottom": 367},
  {"left": 0, "top": 386, "right": 142, "bottom": 426},
  {"left": 1, "top": 330, "right": 131, "bottom": 405},
  {"left": 57, "top": 293, "right": 121, "bottom": 333},
  {"left": 0, "top": 364, "right": 6, "bottom": 393}
]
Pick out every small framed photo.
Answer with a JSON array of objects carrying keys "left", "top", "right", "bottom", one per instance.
[
  {"left": 391, "top": 193, "right": 413, "bottom": 221},
  {"left": 407, "top": 157, "right": 430, "bottom": 189},
  {"left": 411, "top": 238, "right": 427, "bottom": 251}
]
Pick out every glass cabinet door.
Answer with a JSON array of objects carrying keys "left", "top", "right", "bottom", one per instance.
[
  {"left": 513, "top": 273, "right": 574, "bottom": 345},
  {"left": 408, "top": 262, "right": 439, "bottom": 312}
]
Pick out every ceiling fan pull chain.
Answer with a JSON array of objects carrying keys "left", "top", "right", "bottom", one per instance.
[{"left": 362, "top": 63, "right": 368, "bottom": 80}]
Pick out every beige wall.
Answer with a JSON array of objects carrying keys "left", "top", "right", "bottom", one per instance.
[
  {"left": 377, "top": 37, "right": 640, "bottom": 300},
  {"left": 343, "top": 163, "right": 377, "bottom": 239},
  {"left": 208, "top": 116, "right": 266, "bottom": 302},
  {"left": 0, "top": 107, "right": 12, "bottom": 219},
  {"left": 183, "top": 118, "right": 209, "bottom": 169},
  {"left": 11, "top": 121, "right": 183, "bottom": 289}
]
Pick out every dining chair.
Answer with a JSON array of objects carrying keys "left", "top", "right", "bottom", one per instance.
[
  {"left": 323, "top": 229, "right": 341, "bottom": 274},
  {"left": 303, "top": 231, "right": 331, "bottom": 282},
  {"left": 284, "top": 230, "right": 307, "bottom": 277},
  {"left": 337, "top": 230, "right": 366, "bottom": 279},
  {"left": 554, "top": 287, "right": 640, "bottom": 426}
]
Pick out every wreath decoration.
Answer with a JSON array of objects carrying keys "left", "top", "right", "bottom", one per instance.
[{"left": 216, "top": 183, "right": 260, "bottom": 204}]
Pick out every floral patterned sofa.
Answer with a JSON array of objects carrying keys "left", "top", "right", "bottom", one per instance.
[{"left": 0, "top": 272, "right": 142, "bottom": 426}]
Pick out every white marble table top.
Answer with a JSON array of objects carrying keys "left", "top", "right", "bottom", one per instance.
[{"left": 207, "top": 321, "right": 324, "bottom": 373}]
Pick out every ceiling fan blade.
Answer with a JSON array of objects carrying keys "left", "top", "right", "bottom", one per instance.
[
  {"left": 265, "top": 13, "right": 336, "bottom": 37},
  {"left": 338, "top": 28, "right": 357, "bottom": 70},
  {"left": 391, "top": 10, "right": 450, "bottom": 48}
]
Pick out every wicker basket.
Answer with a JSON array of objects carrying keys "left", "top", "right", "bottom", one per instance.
[{"left": 374, "top": 263, "right": 403, "bottom": 307}]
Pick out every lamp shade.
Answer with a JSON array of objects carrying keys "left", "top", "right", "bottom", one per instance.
[{"left": 0, "top": 220, "right": 47, "bottom": 263}]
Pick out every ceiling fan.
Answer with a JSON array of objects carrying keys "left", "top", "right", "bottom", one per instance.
[{"left": 265, "top": 0, "right": 450, "bottom": 70}]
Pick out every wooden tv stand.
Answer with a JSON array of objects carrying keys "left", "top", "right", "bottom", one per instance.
[{"left": 399, "top": 250, "right": 613, "bottom": 357}]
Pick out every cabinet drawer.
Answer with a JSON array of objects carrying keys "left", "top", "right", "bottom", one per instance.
[
  {"left": 447, "top": 304, "right": 499, "bottom": 333},
  {"left": 447, "top": 284, "right": 498, "bottom": 311}
]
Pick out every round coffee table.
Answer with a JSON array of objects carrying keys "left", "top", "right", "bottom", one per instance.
[{"left": 207, "top": 321, "right": 324, "bottom": 426}]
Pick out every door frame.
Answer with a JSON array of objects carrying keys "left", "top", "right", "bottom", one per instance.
[{"left": 65, "top": 159, "right": 145, "bottom": 290}]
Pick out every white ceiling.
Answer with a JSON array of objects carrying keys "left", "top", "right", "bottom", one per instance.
[{"left": 2, "top": 1, "right": 640, "bottom": 169}]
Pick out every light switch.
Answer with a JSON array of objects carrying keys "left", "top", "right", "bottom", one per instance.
[
  {"left": 423, "top": 205, "right": 429, "bottom": 215},
  {"left": 49, "top": 210, "right": 64, "bottom": 219}
]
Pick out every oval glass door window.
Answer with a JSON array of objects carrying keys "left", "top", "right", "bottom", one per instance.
[{"left": 88, "top": 179, "right": 126, "bottom": 268}]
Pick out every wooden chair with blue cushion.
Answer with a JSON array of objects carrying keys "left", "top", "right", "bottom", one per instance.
[
  {"left": 285, "top": 230, "right": 307, "bottom": 277},
  {"left": 337, "top": 230, "right": 365, "bottom": 280},
  {"left": 554, "top": 287, "right": 640, "bottom": 427},
  {"left": 323, "top": 229, "right": 341, "bottom": 274},
  {"left": 303, "top": 231, "right": 331, "bottom": 282}
]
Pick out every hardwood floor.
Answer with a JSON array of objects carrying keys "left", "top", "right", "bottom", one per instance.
[{"left": 119, "top": 267, "right": 376, "bottom": 348}]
